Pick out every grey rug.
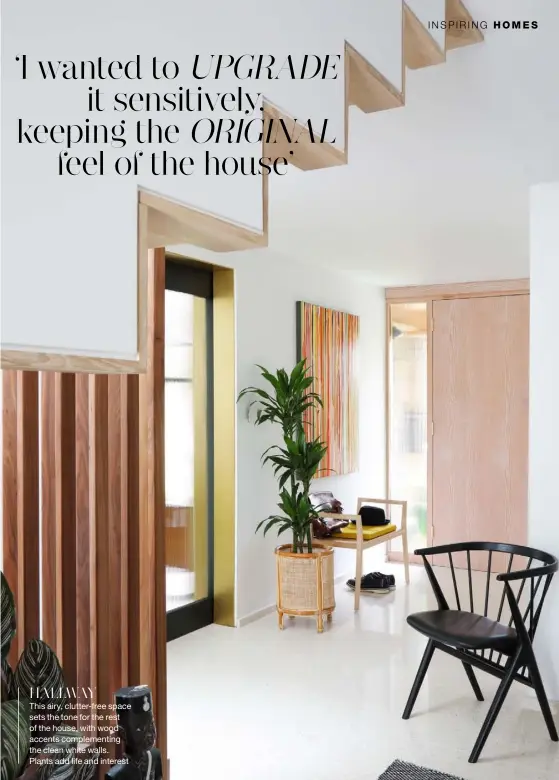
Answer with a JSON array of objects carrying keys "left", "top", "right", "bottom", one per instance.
[{"left": 379, "top": 761, "right": 464, "bottom": 780}]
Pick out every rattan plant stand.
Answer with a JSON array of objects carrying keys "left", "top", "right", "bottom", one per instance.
[{"left": 275, "top": 543, "right": 335, "bottom": 632}]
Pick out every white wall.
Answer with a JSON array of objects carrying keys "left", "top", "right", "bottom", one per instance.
[{"left": 529, "top": 181, "right": 559, "bottom": 700}]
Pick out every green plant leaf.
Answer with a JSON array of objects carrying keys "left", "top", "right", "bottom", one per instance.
[
  {"left": 31, "top": 727, "right": 83, "bottom": 780},
  {"left": 284, "top": 437, "right": 299, "bottom": 456},
  {"left": 257, "top": 516, "right": 289, "bottom": 537},
  {"left": 1, "top": 699, "right": 30, "bottom": 780},
  {"left": 1, "top": 658, "right": 17, "bottom": 703},
  {"left": 1, "top": 573, "right": 16, "bottom": 662},
  {"left": 255, "top": 365, "right": 280, "bottom": 391},
  {"left": 14, "top": 640, "right": 67, "bottom": 733},
  {"left": 238, "top": 361, "right": 327, "bottom": 552},
  {"left": 256, "top": 515, "right": 282, "bottom": 532}
]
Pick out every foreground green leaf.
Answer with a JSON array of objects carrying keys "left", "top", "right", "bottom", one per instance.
[
  {"left": 1, "top": 573, "right": 16, "bottom": 662},
  {"left": 1, "top": 699, "right": 30, "bottom": 780}
]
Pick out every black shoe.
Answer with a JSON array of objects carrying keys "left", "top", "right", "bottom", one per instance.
[
  {"left": 346, "top": 572, "right": 396, "bottom": 593},
  {"left": 371, "top": 571, "right": 396, "bottom": 588}
]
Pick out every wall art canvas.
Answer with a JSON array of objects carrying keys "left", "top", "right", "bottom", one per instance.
[{"left": 296, "top": 301, "right": 359, "bottom": 475}]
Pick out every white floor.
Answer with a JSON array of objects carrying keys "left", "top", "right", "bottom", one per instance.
[{"left": 167, "top": 563, "right": 559, "bottom": 780}]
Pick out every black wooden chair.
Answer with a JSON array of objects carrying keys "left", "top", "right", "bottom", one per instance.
[{"left": 402, "top": 542, "right": 558, "bottom": 764}]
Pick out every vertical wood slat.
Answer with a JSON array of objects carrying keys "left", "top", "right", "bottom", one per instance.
[
  {"left": 127, "top": 374, "right": 140, "bottom": 686},
  {"left": 41, "top": 373, "right": 77, "bottom": 693},
  {"left": 41, "top": 373, "right": 58, "bottom": 651},
  {"left": 138, "top": 365, "right": 155, "bottom": 688},
  {"left": 17, "top": 372, "right": 40, "bottom": 651},
  {"left": 2, "top": 371, "right": 19, "bottom": 666},
  {"left": 59, "top": 374, "right": 77, "bottom": 692},
  {"left": 75, "top": 375, "right": 94, "bottom": 714},
  {"left": 136, "top": 248, "right": 167, "bottom": 770},
  {"left": 119, "top": 377, "right": 130, "bottom": 686},
  {"left": 108, "top": 375, "right": 129, "bottom": 696},
  {"left": 92, "top": 375, "right": 110, "bottom": 715}
]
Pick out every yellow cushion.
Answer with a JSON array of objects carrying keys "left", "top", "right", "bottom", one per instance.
[{"left": 331, "top": 523, "right": 397, "bottom": 541}]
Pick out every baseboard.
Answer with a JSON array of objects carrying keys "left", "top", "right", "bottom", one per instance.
[
  {"left": 237, "top": 604, "right": 276, "bottom": 628},
  {"left": 236, "top": 572, "right": 348, "bottom": 628}
]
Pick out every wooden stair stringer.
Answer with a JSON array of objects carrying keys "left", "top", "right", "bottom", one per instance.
[{"left": 143, "top": 0, "right": 483, "bottom": 252}]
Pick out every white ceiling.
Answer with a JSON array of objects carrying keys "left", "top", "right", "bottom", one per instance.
[{"left": 261, "top": 0, "right": 559, "bottom": 287}]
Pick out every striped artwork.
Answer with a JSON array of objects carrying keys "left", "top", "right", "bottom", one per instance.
[{"left": 297, "top": 302, "right": 359, "bottom": 475}]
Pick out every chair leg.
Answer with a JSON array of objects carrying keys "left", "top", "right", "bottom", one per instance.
[
  {"left": 469, "top": 658, "right": 518, "bottom": 763},
  {"left": 462, "top": 661, "right": 484, "bottom": 702},
  {"left": 402, "top": 640, "right": 436, "bottom": 720},
  {"left": 354, "top": 543, "right": 363, "bottom": 611},
  {"left": 402, "top": 530, "right": 410, "bottom": 585},
  {"left": 525, "top": 647, "right": 559, "bottom": 741}
]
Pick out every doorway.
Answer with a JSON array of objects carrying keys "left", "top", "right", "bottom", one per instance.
[
  {"left": 164, "top": 257, "right": 214, "bottom": 640},
  {"left": 386, "top": 280, "right": 530, "bottom": 569},
  {"left": 387, "top": 302, "right": 429, "bottom": 562}
]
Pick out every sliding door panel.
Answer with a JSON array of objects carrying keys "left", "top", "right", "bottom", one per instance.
[{"left": 432, "top": 295, "right": 529, "bottom": 571}]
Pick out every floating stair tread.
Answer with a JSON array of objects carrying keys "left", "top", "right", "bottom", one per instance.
[
  {"left": 445, "top": 0, "right": 485, "bottom": 50},
  {"left": 140, "top": 190, "right": 267, "bottom": 252},
  {"left": 346, "top": 42, "right": 404, "bottom": 114},
  {"left": 404, "top": 2, "right": 446, "bottom": 70},
  {"left": 262, "top": 101, "right": 346, "bottom": 172}
]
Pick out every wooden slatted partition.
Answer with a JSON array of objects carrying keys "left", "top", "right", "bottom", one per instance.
[{"left": 1, "top": 249, "right": 167, "bottom": 775}]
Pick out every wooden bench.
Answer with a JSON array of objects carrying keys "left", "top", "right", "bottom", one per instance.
[{"left": 318, "top": 497, "right": 410, "bottom": 610}]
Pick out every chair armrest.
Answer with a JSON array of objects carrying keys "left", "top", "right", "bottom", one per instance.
[
  {"left": 317, "top": 512, "right": 359, "bottom": 521},
  {"left": 357, "top": 498, "right": 408, "bottom": 532},
  {"left": 357, "top": 497, "right": 408, "bottom": 507},
  {"left": 497, "top": 564, "right": 556, "bottom": 582}
]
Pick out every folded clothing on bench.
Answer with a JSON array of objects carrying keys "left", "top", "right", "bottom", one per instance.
[{"left": 332, "top": 523, "right": 397, "bottom": 541}]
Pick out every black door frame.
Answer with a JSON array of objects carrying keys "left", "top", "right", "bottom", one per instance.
[{"left": 165, "top": 257, "right": 214, "bottom": 641}]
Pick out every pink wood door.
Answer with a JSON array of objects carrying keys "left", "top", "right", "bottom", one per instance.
[{"left": 432, "top": 295, "right": 529, "bottom": 571}]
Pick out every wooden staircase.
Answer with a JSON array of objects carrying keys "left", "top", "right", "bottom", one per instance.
[{"left": 142, "top": 0, "right": 483, "bottom": 253}]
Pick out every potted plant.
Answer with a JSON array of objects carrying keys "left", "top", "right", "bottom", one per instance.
[{"left": 238, "top": 360, "right": 335, "bottom": 632}]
